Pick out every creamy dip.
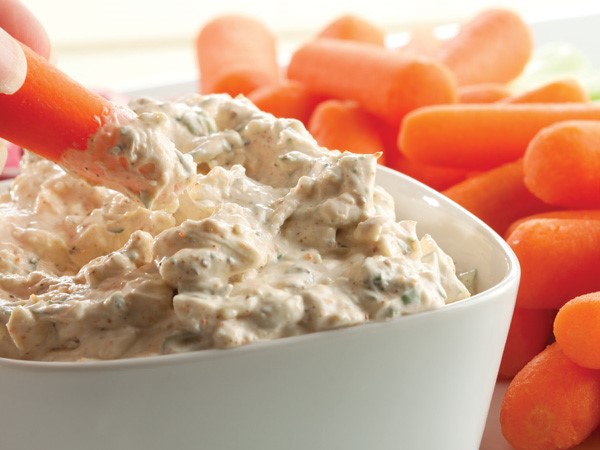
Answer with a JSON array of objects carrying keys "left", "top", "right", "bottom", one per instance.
[
  {"left": 0, "top": 94, "right": 470, "bottom": 361},
  {"left": 60, "top": 105, "right": 196, "bottom": 212}
]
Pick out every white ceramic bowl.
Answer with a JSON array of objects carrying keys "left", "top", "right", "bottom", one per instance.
[{"left": 0, "top": 164, "right": 519, "bottom": 450}]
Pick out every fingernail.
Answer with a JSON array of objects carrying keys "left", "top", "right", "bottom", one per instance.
[{"left": 0, "top": 28, "right": 27, "bottom": 95}]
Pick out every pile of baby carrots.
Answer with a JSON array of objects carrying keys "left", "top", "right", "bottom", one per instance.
[{"left": 194, "top": 9, "right": 600, "bottom": 449}]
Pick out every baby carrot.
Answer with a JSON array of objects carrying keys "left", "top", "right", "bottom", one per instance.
[
  {"left": 287, "top": 38, "right": 457, "bottom": 125},
  {"left": 498, "top": 307, "right": 556, "bottom": 380},
  {"left": 316, "top": 14, "right": 385, "bottom": 46},
  {"left": 500, "top": 342, "right": 600, "bottom": 450},
  {"left": 502, "top": 78, "right": 589, "bottom": 104},
  {"left": 196, "top": 14, "right": 279, "bottom": 96},
  {"left": 307, "top": 99, "right": 385, "bottom": 162},
  {"left": 555, "top": 292, "right": 600, "bottom": 369},
  {"left": 523, "top": 120, "right": 600, "bottom": 208},
  {"left": 394, "top": 26, "right": 442, "bottom": 58},
  {"left": 393, "top": 157, "right": 470, "bottom": 191},
  {"left": 369, "top": 121, "right": 468, "bottom": 190},
  {"left": 247, "top": 80, "right": 326, "bottom": 125},
  {"left": 399, "top": 103, "right": 600, "bottom": 170},
  {"left": 457, "top": 83, "right": 512, "bottom": 103},
  {"left": 507, "top": 218, "right": 600, "bottom": 309},
  {"left": 0, "top": 43, "right": 114, "bottom": 162},
  {"left": 505, "top": 209, "right": 600, "bottom": 239},
  {"left": 378, "top": 124, "right": 404, "bottom": 169},
  {"left": 442, "top": 159, "right": 555, "bottom": 236},
  {"left": 436, "top": 8, "right": 533, "bottom": 86}
]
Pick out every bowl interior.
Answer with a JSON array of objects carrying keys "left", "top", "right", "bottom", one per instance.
[{"left": 376, "top": 165, "right": 515, "bottom": 295}]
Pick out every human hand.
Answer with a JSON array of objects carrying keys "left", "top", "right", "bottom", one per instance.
[{"left": 0, "top": 0, "right": 50, "bottom": 173}]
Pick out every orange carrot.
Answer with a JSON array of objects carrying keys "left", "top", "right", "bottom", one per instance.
[
  {"left": 378, "top": 124, "right": 404, "bottom": 169},
  {"left": 500, "top": 342, "right": 600, "bottom": 450},
  {"left": 0, "top": 43, "right": 114, "bottom": 162},
  {"left": 377, "top": 122, "right": 472, "bottom": 189},
  {"left": 393, "top": 157, "right": 470, "bottom": 191},
  {"left": 498, "top": 307, "right": 556, "bottom": 380},
  {"left": 457, "top": 83, "right": 512, "bottom": 103},
  {"left": 436, "top": 8, "right": 533, "bottom": 85},
  {"left": 316, "top": 14, "right": 385, "bottom": 46},
  {"left": 502, "top": 78, "right": 589, "bottom": 104},
  {"left": 308, "top": 99, "right": 385, "bottom": 162},
  {"left": 523, "top": 120, "right": 600, "bottom": 208},
  {"left": 287, "top": 38, "right": 457, "bottom": 125},
  {"left": 555, "top": 292, "right": 600, "bottom": 369},
  {"left": 399, "top": 103, "right": 600, "bottom": 170},
  {"left": 505, "top": 209, "right": 600, "bottom": 238},
  {"left": 394, "top": 26, "right": 442, "bottom": 58},
  {"left": 196, "top": 14, "right": 279, "bottom": 96},
  {"left": 247, "top": 80, "right": 326, "bottom": 125},
  {"left": 507, "top": 218, "right": 600, "bottom": 309},
  {"left": 442, "top": 159, "right": 555, "bottom": 235}
]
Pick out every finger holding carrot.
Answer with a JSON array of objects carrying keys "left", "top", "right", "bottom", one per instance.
[
  {"left": 0, "top": 43, "right": 115, "bottom": 161},
  {"left": 0, "top": 0, "right": 51, "bottom": 172},
  {"left": 0, "top": 33, "right": 194, "bottom": 210}
]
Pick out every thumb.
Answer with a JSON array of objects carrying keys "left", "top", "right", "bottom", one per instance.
[
  {"left": 0, "top": 140, "right": 8, "bottom": 175},
  {"left": 0, "top": 27, "right": 26, "bottom": 95}
]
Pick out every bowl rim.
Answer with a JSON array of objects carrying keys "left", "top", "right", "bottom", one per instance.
[{"left": 0, "top": 165, "right": 520, "bottom": 371}]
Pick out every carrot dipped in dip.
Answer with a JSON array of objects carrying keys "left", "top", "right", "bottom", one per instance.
[
  {"left": 0, "top": 44, "right": 195, "bottom": 210},
  {"left": 0, "top": 44, "right": 113, "bottom": 160}
]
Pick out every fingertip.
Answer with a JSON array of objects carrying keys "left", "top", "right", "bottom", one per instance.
[
  {"left": 0, "top": 140, "right": 8, "bottom": 175},
  {"left": 25, "top": 9, "right": 51, "bottom": 61},
  {"left": 0, "top": 0, "right": 51, "bottom": 59},
  {"left": 0, "top": 28, "right": 27, "bottom": 94}
]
